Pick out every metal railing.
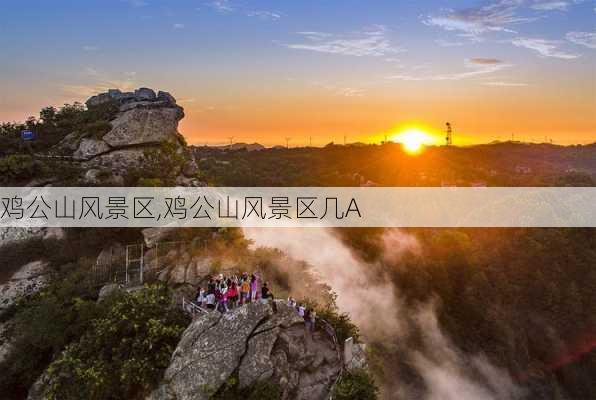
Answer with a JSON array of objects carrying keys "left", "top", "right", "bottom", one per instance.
[
  {"left": 91, "top": 240, "right": 188, "bottom": 287},
  {"left": 181, "top": 297, "right": 209, "bottom": 317}
]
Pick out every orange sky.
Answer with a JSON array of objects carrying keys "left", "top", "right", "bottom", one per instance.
[{"left": 1, "top": 0, "right": 595, "bottom": 146}]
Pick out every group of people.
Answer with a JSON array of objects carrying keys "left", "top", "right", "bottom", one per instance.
[
  {"left": 287, "top": 297, "right": 317, "bottom": 333},
  {"left": 194, "top": 272, "right": 273, "bottom": 313},
  {"left": 192, "top": 273, "right": 317, "bottom": 333}
]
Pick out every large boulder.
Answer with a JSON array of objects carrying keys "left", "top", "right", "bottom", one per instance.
[
  {"left": 73, "top": 138, "right": 111, "bottom": 159},
  {"left": 149, "top": 302, "right": 341, "bottom": 400},
  {"left": 102, "top": 107, "right": 183, "bottom": 148}
]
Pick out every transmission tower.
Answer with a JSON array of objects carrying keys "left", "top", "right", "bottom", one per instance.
[
  {"left": 227, "top": 136, "right": 234, "bottom": 147},
  {"left": 445, "top": 122, "right": 453, "bottom": 146},
  {"left": 285, "top": 137, "right": 291, "bottom": 149}
]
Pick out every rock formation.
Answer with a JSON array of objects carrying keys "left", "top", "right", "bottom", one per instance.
[
  {"left": 150, "top": 302, "right": 342, "bottom": 400},
  {"left": 0, "top": 260, "right": 49, "bottom": 313},
  {"left": 53, "top": 87, "right": 202, "bottom": 186}
]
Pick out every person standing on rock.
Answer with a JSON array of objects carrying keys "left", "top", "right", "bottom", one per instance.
[
  {"left": 298, "top": 304, "right": 305, "bottom": 318},
  {"left": 196, "top": 287, "right": 205, "bottom": 307},
  {"left": 227, "top": 281, "right": 238, "bottom": 309},
  {"left": 205, "top": 290, "right": 216, "bottom": 311},
  {"left": 304, "top": 308, "right": 313, "bottom": 333},
  {"left": 240, "top": 277, "right": 250, "bottom": 305},
  {"left": 250, "top": 274, "right": 258, "bottom": 303},
  {"left": 260, "top": 282, "right": 270, "bottom": 304}
]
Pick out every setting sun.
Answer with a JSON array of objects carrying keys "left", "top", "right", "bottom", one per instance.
[{"left": 392, "top": 128, "right": 434, "bottom": 154}]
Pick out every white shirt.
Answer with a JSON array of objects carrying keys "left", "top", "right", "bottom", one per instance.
[
  {"left": 206, "top": 293, "right": 216, "bottom": 305},
  {"left": 298, "top": 306, "right": 305, "bottom": 317}
]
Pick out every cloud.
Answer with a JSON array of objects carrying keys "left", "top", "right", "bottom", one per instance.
[
  {"left": 566, "top": 31, "right": 596, "bottom": 49},
  {"left": 387, "top": 58, "right": 512, "bottom": 81},
  {"left": 173, "top": 23, "right": 185, "bottom": 29},
  {"left": 339, "top": 87, "right": 365, "bottom": 97},
  {"left": 483, "top": 81, "right": 529, "bottom": 86},
  {"left": 209, "top": 0, "right": 234, "bottom": 13},
  {"left": 82, "top": 45, "right": 99, "bottom": 52},
  {"left": 285, "top": 26, "right": 403, "bottom": 57},
  {"left": 244, "top": 227, "right": 524, "bottom": 399},
  {"left": 206, "top": 1, "right": 281, "bottom": 20},
  {"left": 411, "top": 303, "right": 524, "bottom": 400},
  {"left": 423, "top": 1, "right": 532, "bottom": 39},
  {"left": 512, "top": 37, "right": 580, "bottom": 58},
  {"left": 424, "top": 1, "right": 584, "bottom": 40},
  {"left": 531, "top": 0, "right": 586, "bottom": 11},
  {"left": 468, "top": 58, "right": 504, "bottom": 64},
  {"left": 246, "top": 11, "right": 281, "bottom": 20},
  {"left": 531, "top": 1, "right": 571, "bottom": 10},
  {"left": 61, "top": 69, "right": 137, "bottom": 99}
]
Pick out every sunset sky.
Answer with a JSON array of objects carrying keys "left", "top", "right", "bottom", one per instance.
[{"left": 1, "top": 0, "right": 595, "bottom": 146}]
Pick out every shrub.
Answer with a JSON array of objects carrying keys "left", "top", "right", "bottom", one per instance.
[
  {"left": 0, "top": 154, "right": 40, "bottom": 184},
  {"left": 44, "top": 284, "right": 190, "bottom": 400},
  {"left": 304, "top": 294, "right": 360, "bottom": 344},
  {"left": 0, "top": 263, "right": 102, "bottom": 400},
  {"left": 333, "top": 369, "right": 379, "bottom": 400},
  {"left": 210, "top": 377, "right": 282, "bottom": 400},
  {"left": 85, "top": 120, "right": 113, "bottom": 139}
]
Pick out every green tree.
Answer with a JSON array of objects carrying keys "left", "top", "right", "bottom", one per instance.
[
  {"left": 333, "top": 369, "right": 378, "bottom": 400},
  {"left": 45, "top": 285, "right": 189, "bottom": 400}
]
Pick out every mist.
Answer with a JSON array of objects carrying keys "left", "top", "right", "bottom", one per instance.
[{"left": 243, "top": 227, "right": 524, "bottom": 400}]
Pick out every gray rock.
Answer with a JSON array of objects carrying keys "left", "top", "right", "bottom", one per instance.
[
  {"left": 142, "top": 228, "right": 179, "bottom": 248},
  {"left": 56, "top": 132, "right": 81, "bottom": 152},
  {"left": 87, "top": 148, "right": 146, "bottom": 170},
  {"left": 0, "top": 261, "right": 49, "bottom": 312},
  {"left": 97, "top": 283, "right": 122, "bottom": 302},
  {"left": 26, "top": 371, "right": 50, "bottom": 400},
  {"left": 83, "top": 168, "right": 102, "bottom": 184},
  {"left": 157, "top": 91, "right": 177, "bottom": 105},
  {"left": 43, "top": 228, "right": 65, "bottom": 241},
  {"left": 102, "top": 107, "right": 183, "bottom": 147},
  {"left": 86, "top": 92, "right": 113, "bottom": 108},
  {"left": 182, "top": 160, "right": 199, "bottom": 177},
  {"left": 0, "top": 321, "right": 13, "bottom": 363},
  {"left": 0, "top": 227, "right": 44, "bottom": 247},
  {"left": 73, "top": 138, "right": 111, "bottom": 159},
  {"left": 135, "top": 87, "right": 157, "bottom": 101},
  {"left": 150, "top": 302, "right": 341, "bottom": 400}
]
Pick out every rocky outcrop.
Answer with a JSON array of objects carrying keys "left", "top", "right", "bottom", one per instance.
[
  {"left": 149, "top": 302, "right": 342, "bottom": 400},
  {"left": 0, "top": 260, "right": 49, "bottom": 313},
  {"left": 0, "top": 227, "right": 44, "bottom": 247},
  {"left": 73, "top": 138, "right": 111, "bottom": 159},
  {"left": 49, "top": 87, "right": 203, "bottom": 186},
  {"left": 56, "top": 88, "right": 189, "bottom": 184},
  {"left": 102, "top": 104, "right": 183, "bottom": 147}
]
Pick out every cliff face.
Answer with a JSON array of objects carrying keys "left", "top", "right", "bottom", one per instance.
[{"left": 150, "top": 302, "right": 342, "bottom": 400}]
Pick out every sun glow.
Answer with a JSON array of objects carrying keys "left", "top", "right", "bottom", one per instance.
[{"left": 392, "top": 128, "right": 434, "bottom": 154}]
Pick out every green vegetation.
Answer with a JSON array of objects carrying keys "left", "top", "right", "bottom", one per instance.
[
  {"left": 210, "top": 376, "right": 282, "bottom": 400},
  {"left": 340, "top": 227, "right": 596, "bottom": 399},
  {"left": 0, "top": 101, "right": 118, "bottom": 157},
  {"left": 193, "top": 142, "right": 596, "bottom": 187},
  {"left": 0, "top": 154, "right": 43, "bottom": 184},
  {"left": 44, "top": 284, "right": 189, "bottom": 400},
  {"left": 303, "top": 294, "right": 360, "bottom": 344},
  {"left": 125, "top": 142, "right": 187, "bottom": 186},
  {"left": 0, "top": 263, "right": 104, "bottom": 399},
  {"left": 333, "top": 369, "right": 378, "bottom": 400}
]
